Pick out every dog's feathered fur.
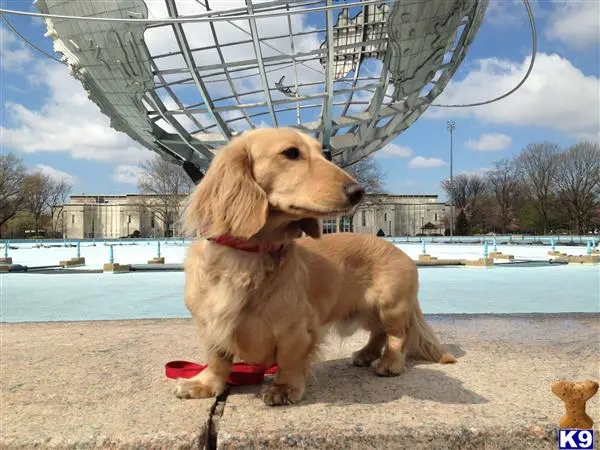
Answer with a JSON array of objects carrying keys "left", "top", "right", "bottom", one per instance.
[{"left": 178, "top": 127, "right": 455, "bottom": 406}]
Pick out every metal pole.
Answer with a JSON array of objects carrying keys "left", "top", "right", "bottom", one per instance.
[{"left": 446, "top": 121, "right": 456, "bottom": 241}]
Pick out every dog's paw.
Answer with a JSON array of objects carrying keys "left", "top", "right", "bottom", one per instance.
[
  {"left": 174, "top": 379, "right": 218, "bottom": 399},
  {"left": 351, "top": 351, "right": 379, "bottom": 367},
  {"left": 261, "top": 383, "right": 303, "bottom": 406},
  {"left": 372, "top": 358, "right": 406, "bottom": 377}
]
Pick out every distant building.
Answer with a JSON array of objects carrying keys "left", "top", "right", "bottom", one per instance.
[
  {"left": 324, "top": 193, "right": 449, "bottom": 237},
  {"left": 54, "top": 192, "right": 449, "bottom": 239},
  {"left": 352, "top": 193, "right": 449, "bottom": 236},
  {"left": 52, "top": 194, "right": 186, "bottom": 239}
]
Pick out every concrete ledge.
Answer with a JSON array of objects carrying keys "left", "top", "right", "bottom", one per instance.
[
  {"left": 567, "top": 255, "right": 600, "bottom": 264},
  {"left": 60, "top": 257, "right": 86, "bottom": 267},
  {"left": 148, "top": 257, "right": 166, "bottom": 264},
  {"left": 463, "top": 257, "right": 494, "bottom": 267},
  {"left": 1, "top": 319, "right": 211, "bottom": 449},
  {"left": 416, "top": 258, "right": 465, "bottom": 266},
  {"left": 1, "top": 315, "right": 598, "bottom": 449},
  {"left": 547, "top": 250, "right": 565, "bottom": 257},
  {"left": 489, "top": 251, "right": 514, "bottom": 260},
  {"left": 102, "top": 263, "right": 130, "bottom": 273},
  {"left": 416, "top": 255, "right": 468, "bottom": 266},
  {"left": 553, "top": 254, "right": 600, "bottom": 264},
  {"left": 218, "top": 314, "right": 599, "bottom": 449},
  {"left": 1, "top": 257, "right": 13, "bottom": 264}
]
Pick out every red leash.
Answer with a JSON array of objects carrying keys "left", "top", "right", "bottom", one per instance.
[{"left": 165, "top": 360, "right": 278, "bottom": 386}]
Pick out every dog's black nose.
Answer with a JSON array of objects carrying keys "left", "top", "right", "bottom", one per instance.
[{"left": 344, "top": 183, "right": 365, "bottom": 205}]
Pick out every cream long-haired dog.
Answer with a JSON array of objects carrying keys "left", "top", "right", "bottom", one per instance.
[{"left": 178, "top": 127, "right": 455, "bottom": 406}]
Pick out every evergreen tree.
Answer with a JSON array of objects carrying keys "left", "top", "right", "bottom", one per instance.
[{"left": 455, "top": 210, "right": 470, "bottom": 236}]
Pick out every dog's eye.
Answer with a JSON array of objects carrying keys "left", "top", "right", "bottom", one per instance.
[{"left": 281, "top": 147, "right": 301, "bottom": 160}]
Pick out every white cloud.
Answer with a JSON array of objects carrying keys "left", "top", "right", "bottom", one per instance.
[
  {"left": 427, "top": 53, "right": 600, "bottom": 141},
  {"left": 485, "top": 0, "right": 526, "bottom": 26},
  {"left": 465, "top": 133, "right": 512, "bottom": 152},
  {"left": 112, "top": 165, "right": 144, "bottom": 185},
  {"left": 375, "top": 143, "right": 414, "bottom": 159},
  {"left": 34, "top": 164, "right": 77, "bottom": 185},
  {"left": 1, "top": 61, "right": 153, "bottom": 165},
  {"left": 484, "top": 0, "right": 547, "bottom": 28},
  {"left": 0, "top": 27, "right": 34, "bottom": 71},
  {"left": 546, "top": 1, "right": 600, "bottom": 50},
  {"left": 408, "top": 156, "right": 445, "bottom": 169}
]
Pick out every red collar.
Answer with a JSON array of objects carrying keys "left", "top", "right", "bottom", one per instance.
[{"left": 207, "top": 235, "right": 284, "bottom": 254}]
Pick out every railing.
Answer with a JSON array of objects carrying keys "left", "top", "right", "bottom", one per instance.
[
  {"left": 384, "top": 235, "right": 596, "bottom": 245},
  {"left": 2, "top": 234, "right": 596, "bottom": 246}
]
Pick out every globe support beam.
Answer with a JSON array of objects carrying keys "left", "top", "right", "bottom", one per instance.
[
  {"left": 245, "top": 0, "right": 279, "bottom": 128},
  {"left": 32, "top": 0, "right": 490, "bottom": 182},
  {"left": 164, "top": 0, "right": 232, "bottom": 140},
  {"left": 320, "top": 0, "right": 335, "bottom": 158}
]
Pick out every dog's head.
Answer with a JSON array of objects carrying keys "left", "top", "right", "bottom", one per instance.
[{"left": 183, "top": 127, "right": 363, "bottom": 243}]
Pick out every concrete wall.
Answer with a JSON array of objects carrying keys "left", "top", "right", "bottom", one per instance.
[
  {"left": 54, "top": 193, "right": 448, "bottom": 239},
  {"left": 352, "top": 194, "right": 448, "bottom": 236},
  {"left": 53, "top": 194, "right": 187, "bottom": 239}
]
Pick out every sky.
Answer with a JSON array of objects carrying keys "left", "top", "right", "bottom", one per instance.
[{"left": 0, "top": 0, "right": 599, "bottom": 201}]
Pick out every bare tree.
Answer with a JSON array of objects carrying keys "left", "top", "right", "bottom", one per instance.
[
  {"left": 487, "top": 159, "right": 523, "bottom": 234},
  {"left": 345, "top": 157, "right": 386, "bottom": 194},
  {"left": 50, "top": 184, "right": 72, "bottom": 235},
  {"left": 342, "top": 157, "right": 386, "bottom": 232},
  {"left": 441, "top": 173, "right": 487, "bottom": 221},
  {"left": 138, "top": 156, "right": 194, "bottom": 237},
  {"left": 0, "top": 152, "right": 27, "bottom": 232},
  {"left": 514, "top": 142, "right": 561, "bottom": 234},
  {"left": 22, "top": 172, "right": 72, "bottom": 234},
  {"left": 554, "top": 141, "right": 600, "bottom": 234}
]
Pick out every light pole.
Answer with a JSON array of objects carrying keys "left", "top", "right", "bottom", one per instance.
[{"left": 446, "top": 121, "right": 455, "bottom": 240}]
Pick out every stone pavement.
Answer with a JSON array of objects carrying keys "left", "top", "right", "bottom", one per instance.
[{"left": 1, "top": 314, "right": 598, "bottom": 449}]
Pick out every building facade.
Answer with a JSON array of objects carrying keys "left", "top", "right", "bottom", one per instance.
[
  {"left": 348, "top": 193, "right": 448, "bottom": 236},
  {"left": 53, "top": 194, "right": 187, "bottom": 239},
  {"left": 54, "top": 193, "right": 448, "bottom": 239}
]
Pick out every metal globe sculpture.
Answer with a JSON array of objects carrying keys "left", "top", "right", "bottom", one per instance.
[{"left": 34, "top": 0, "right": 488, "bottom": 182}]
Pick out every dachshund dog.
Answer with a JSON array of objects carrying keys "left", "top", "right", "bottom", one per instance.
[{"left": 178, "top": 127, "right": 455, "bottom": 406}]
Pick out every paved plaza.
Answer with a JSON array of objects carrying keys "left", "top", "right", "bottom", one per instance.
[{"left": 2, "top": 314, "right": 598, "bottom": 449}]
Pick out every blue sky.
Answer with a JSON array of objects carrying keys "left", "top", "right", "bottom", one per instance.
[{"left": 1, "top": 0, "right": 599, "bottom": 200}]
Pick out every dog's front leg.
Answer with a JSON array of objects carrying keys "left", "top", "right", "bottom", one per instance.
[
  {"left": 262, "top": 326, "right": 316, "bottom": 406},
  {"left": 175, "top": 349, "right": 232, "bottom": 399}
]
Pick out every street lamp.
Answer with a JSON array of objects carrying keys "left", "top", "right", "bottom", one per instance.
[{"left": 446, "top": 121, "right": 456, "bottom": 240}]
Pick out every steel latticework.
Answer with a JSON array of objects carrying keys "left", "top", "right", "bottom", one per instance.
[{"left": 34, "top": 0, "right": 489, "bottom": 182}]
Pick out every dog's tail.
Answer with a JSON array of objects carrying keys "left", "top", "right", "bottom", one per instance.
[{"left": 406, "top": 303, "right": 456, "bottom": 364}]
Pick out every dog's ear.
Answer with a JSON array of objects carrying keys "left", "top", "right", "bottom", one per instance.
[
  {"left": 183, "top": 137, "right": 268, "bottom": 239},
  {"left": 298, "top": 217, "right": 322, "bottom": 239}
]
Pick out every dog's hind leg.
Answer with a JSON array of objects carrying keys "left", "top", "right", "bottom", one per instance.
[
  {"left": 351, "top": 330, "right": 386, "bottom": 367},
  {"left": 371, "top": 306, "right": 411, "bottom": 377}
]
